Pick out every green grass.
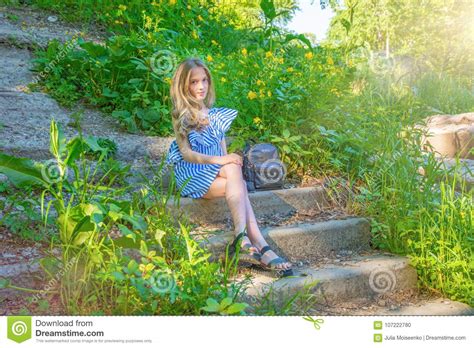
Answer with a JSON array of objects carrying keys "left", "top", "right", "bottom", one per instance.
[{"left": 311, "top": 63, "right": 474, "bottom": 306}]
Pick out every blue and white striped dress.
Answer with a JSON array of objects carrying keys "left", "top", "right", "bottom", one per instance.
[{"left": 164, "top": 107, "right": 238, "bottom": 199}]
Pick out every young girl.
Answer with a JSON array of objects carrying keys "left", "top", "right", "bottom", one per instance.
[{"left": 164, "top": 57, "right": 293, "bottom": 277}]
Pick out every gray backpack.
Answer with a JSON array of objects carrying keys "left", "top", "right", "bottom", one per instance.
[{"left": 242, "top": 142, "right": 286, "bottom": 192}]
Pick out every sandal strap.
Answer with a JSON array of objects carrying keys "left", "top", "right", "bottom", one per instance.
[
  {"left": 242, "top": 243, "right": 253, "bottom": 249},
  {"left": 231, "top": 231, "right": 247, "bottom": 249},
  {"left": 267, "top": 257, "right": 287, "bottom": 268},
  {"left": 259, "top": 245, "right": 272, "bottom": 255}
]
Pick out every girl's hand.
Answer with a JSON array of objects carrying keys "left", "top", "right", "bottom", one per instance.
[{"left": 217, "top": 153, "right": 243, "bottom": 166}]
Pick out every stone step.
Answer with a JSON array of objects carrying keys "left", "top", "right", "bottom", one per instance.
[
  {"left": 169, "top": 186, "right": 331, "bottom": 225},
  {"left": 200, "top": 217, "right": 370, "bottom": 260},
  {"left": 371, "top": 299, "right": 474, "bottom": 316},
  {"left": 0, "top": 89, "right": 173, "bottom": 164},
  {"left": 0, "top": 7, "right": 105, "bottom": 48},
  {"left": 239, "top": 254, "right": 418, "bottom": 308},
  {"left": 0, "top": 260, "right": 41, "bottom": 279},
  {"left": 313, "top": 297, "right": 474, "bottom": 316},
  {"left": 0, "top": 46, "right": 33, "bottom": 88}
]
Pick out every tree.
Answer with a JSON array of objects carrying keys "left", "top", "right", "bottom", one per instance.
[{"left": 325, "top": 0, "right": 474, "bottom": 77}]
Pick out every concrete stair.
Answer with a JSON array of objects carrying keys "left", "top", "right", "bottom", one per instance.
[
  {"left": 177, "top": 186, "right": 473, "bottom": 316},
  {"left": 240, "top": 254, "right": 418, "bottom": 306},
  {"left": 170, "top": 186, "right": 331, "bottom": 225}
]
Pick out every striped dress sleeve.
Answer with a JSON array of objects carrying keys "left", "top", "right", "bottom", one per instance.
[{"left": 213, "top": 107, "right": 238, "bottom": 141}]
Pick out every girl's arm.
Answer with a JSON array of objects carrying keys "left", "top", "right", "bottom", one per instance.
[
  {"left": 221, "top": 138, "right": 228, "bottom": 155},
  {"left": 173, "top": 121, "right": 222, "bottom": 165}
]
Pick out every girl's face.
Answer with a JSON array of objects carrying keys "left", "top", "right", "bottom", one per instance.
[{"left": 188, "top": 67, "right": 209, "bottom": 103}]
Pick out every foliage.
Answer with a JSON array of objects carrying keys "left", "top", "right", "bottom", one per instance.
[
  {"left": 327, "top": 0, "right": 474, "bottom": 79},
  {"left": 0, "top": 120, "right": 250, "bottom": 315}
]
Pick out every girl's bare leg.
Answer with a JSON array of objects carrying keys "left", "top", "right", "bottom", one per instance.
[{"left": 203, "top": 164, "right": 291, "bottom": 269}]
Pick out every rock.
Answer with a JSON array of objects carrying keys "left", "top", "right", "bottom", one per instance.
[
  {"left": 47, "top": 16, "right": 58, "bottom": 23},
  {"left": 418, "top": 113, "right": 474, "bottom": 159}
]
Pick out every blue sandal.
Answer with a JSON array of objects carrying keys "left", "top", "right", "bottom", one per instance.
[
  {"left": 227, "top": 230, "right": 261, "bottom": 266},
  {"left": 257, "top": 245, "right": 294, "bottom": 277}
]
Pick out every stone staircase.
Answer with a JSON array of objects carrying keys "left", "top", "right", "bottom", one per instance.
[
  {"left": 0, "top": 9, "right": 172, "bottom": 183},
  {"left": 2, "top": 186, "right": 473, "bottom": 315},
  {"left": 173, "top": 187, "right": 474, "bottom": 315}
]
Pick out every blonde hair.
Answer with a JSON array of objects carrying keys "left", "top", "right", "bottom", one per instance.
[{"left": 170, "top": 57, "right": 216, "bottom": 137}]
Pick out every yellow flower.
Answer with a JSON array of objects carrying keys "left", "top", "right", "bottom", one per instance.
[
  {"left": 247, "top": 91, "right": 257, "bottom": 100},
  {"left": 151, "top": 1, "right": 159, "bottom": 6},
  {"left": 241, "top": 48, "right": 248, "bottom": 56},
  {"left": 187, "top": 5, "right": 191, "bottom": 9},
  {"left": 330, "top": 87, "right": 341, "bottom": 97},
  {"left": 327, "top": 56, "right": 334, "bottom": 65},
  {"left": 144, "top": 15, "right": 153, "bottom": 30},
  {"left": 253, "top": 117, "right": 261, "bottom": 124},
  {"left": 192, "top": 30, "right": 198, "bottom": 39},
  {"left": 118, "top": 4, "right": 127, "bottom": 11},
  {"left": 198, "top": 15, "right": 203, "bottom": 21},
  {"left": 169, "top": 0, "right": 177, "bottom": 5},
  {"left": 305, "top": 52, "right": 313, "bottom": 60},
  {"left": 267, "top": 91, "right": 272, "bottom": 97},
  {"left": 165, "top": 77, "right": 172, "bottom": 84},
  {"left": 278, "top": 57, "right": 284, "bottom": 64},
  {"left": 286, "top": 67, "right": 294, "bottom": 73},
  {"left": 206, "top": 55, "right": 213, "bottom": 62},
  {"left": 256, "top": 79, "right": 263, "bottom": 86},
  {"left": 211, "top": 39, "right": 218, "bottom": 46},
  {"left": 221, "top": 77, "right": 226, "bottom": 83},
  {"left": 265, "top": 51, "right": 273, "bottom": 59}
]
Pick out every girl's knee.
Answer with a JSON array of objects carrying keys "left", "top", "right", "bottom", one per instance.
[{"left": 223, "top": 163, "right": 243, "bottom": 177}]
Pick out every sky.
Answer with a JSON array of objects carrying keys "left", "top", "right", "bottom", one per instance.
[{"left": 285, "top": 1, "right": 336, "bottom": 42}]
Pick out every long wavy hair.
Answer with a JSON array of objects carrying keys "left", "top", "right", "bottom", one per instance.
[{"left": 170, "top": 57, "right": 216, "bottom": 137}]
